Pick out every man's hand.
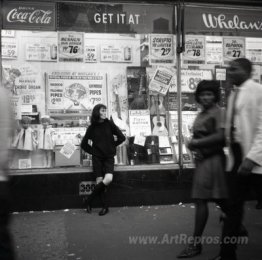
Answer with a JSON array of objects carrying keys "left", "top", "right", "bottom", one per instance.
[{"left": 238, "top": 158, "right": 258, "bottom": 176}]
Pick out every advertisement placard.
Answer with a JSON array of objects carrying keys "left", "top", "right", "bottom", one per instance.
[
  {"left": 47, "top": 71, "right": 106, "bottom": 112},
  {"left": 3, "top": 2, "right": 55, "bottom": 30},
  {"left": 223, "top": 37, "right": 245, "bottom": 63},
  {"left": 149, "top": 34, "right": 175, "bottom": 65},
  {"left": 58, "top": 32, "right": 84, "bottom": 62},
  {"left": 148, "top": 66, "right": 174, "bottom": 96},
  {"left": 183, "top": 35, "right": 205, "bottom": 64}
]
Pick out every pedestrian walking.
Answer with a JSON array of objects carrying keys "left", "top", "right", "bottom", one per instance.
[
  {"left": 177, "top": 80, "right": 228, "bottom": 258},
  {"left": 81, "top": 104, "right": 125, "bottom": 216},
  {"left": 210, "top": 58, "right": 262, "bottom": 260},
  {"left": 0, "top": 86, "right": 16, "bottom": 260}
]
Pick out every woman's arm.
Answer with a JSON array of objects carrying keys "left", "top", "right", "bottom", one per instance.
[
  {"left": 188, "top": 128, "right": 225, "bottom": 150},
  {"left": 80, "top": 126, "right": 92, "bottom": 154},
  {"left": 110, "top": 122, "right": 126, "bottom": 146}
]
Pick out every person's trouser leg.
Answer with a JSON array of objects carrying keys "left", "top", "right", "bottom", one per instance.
[
  {"left": 0, "top": 182, "right": 15, "bottom": 260},
  {"left": 220, "top": 143, "right": 245, "bottom": 259}
]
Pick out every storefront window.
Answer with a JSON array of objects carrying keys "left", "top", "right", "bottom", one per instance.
[
  {"left": 3, "top": 1, "right": 260, "bottom": 171},
  {"left": 179, "top": 4, "right": 262, "bottom": 166},
  {"left": 1, "top": 1, "right": 178, "bottom": 170}
]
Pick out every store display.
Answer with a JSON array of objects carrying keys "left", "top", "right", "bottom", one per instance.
[
  {"left": 37, "top": 116, "right": 55, "bottom": 168},
  {"left": 3, "top": 1, "right": 262, "bottom": 171}
]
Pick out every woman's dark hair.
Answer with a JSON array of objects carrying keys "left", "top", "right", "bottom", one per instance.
[
  {"left": 195, "top": 80, "right": 220, "bottom": 104},
  {"left": 91, "top": 104, "right": 107, "bottom": 124}
]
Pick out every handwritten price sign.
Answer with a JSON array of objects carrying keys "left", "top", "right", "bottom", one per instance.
[
  {"left": 85, "top": 45, "right": 97, "bottom": 63},
  {"left": 2, "top": 38, "right": 17, "bottom": 59}
]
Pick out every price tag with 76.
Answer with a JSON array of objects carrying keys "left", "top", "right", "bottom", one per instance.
[{"left": 63, "top": 45, "right": 79, "bottom": 54}]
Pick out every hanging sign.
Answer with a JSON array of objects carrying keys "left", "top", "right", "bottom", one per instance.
[
  {"left": 149, "top": 34, "right": 175, "bottom": 65},
  {"left": 58, "top": 32, "right": 84, "bottom": 62},
  {"left": 223, "top": 37, "right": 245, "bottom": 63},
  {"left": 183, "top": 35, "right": 205, "bottom": 64},
  {"left": 3, "top": 2, "right": 55, "bottom": 30},
  {"left": 148, "top": 66, "right": 174, "bottom": 96}
]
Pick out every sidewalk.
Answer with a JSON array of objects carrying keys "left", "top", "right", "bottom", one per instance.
[{"left": 10, "top": 201, "right": 261, "bottom": 260}]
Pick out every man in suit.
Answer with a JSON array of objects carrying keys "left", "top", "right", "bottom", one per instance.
[{"left": 211, "top": 58, "right": 262, "bottom": 260}]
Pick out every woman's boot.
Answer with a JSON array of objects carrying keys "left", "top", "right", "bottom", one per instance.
[{"left": 86, "top": 182, "right": 106, "bottom": 213}]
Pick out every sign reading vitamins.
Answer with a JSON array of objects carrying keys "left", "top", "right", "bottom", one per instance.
[{"left": 149, "top": 34, "right": 175, "bottom": 65}]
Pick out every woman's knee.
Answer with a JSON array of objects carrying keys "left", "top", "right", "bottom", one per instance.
[{"left": 103, "top": 174, "right": 113, "bottom": 185}]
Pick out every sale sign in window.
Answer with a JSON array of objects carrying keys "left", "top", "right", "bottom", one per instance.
[{"left": 58, "top": 32, "right": 84, "bottom": 62}]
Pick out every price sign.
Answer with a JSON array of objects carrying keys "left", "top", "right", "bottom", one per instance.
[
  {"left": 181, "top": 69, "right": 213, "bottom": 92},
  {"left": 1, "top": 38, "right": 18, "bottom": 59},
  {"left": 2, "top": 30, "right": 15, "bottom": 38},
  {"left": 58, "top": 32, "right": 84, "bottom": 62},
  {"left": 149, "top": 34, "right": 175, "bottom": 65},
  {"left": 223, "top": 37, "right": 245, "bottom": 63},
  {"left": 85, "top": 45, "right": 97, "bottom": 63},
  {"left": 183, "top": 35, "right": 205, "bottom": 64},
  {"left": 22, "top": 94, "right": 36, "bottom": 104},
  {"left": 148, "top": 66, "right": 175, "bottom": 95}
]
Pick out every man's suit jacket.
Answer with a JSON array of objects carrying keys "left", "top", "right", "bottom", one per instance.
[{"left": 225, "top": 79, "right": 262, "bottom": 174}]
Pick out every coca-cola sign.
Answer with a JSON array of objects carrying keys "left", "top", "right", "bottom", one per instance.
[
  {"left": 185, "top": 6, "right": 262, "bottom": 37},
  {"left": 3, "top": 2, "right": 55, "bottom": 30}
]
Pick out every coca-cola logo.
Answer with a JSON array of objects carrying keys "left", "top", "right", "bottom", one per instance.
[
  {"left": 6, "top": 8, "right": 53, "bottom": 25},
  {"left": 202, "top": 13, "right": 262, "bottom": 31}
]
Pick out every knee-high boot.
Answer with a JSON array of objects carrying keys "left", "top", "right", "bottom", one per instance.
[
  {"left": 86, "top": 182, "right": 106, "bottom": 213},
  {"left": 99, "top": 188, "right": 109, "bottom": 216}
]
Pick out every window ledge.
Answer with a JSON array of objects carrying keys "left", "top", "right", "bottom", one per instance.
[{"left": 9, "top": 163, "right": 181, "bottom": 176}]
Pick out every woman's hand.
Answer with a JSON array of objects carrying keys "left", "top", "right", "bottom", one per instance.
[{"left": 186, "top": 138, "right": 198, "bottom": 150}]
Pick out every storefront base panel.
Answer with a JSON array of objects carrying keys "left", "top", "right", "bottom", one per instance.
[{"left": 9, "top": 168, "right": 194, "bottom": 212}]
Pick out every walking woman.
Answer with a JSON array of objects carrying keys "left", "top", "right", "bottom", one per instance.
[
  {"left": 177, "top": 80, "right": 228, "bottom": 258},
  {"left": 81, "top": 104, "right": 125, "bottom": 216}
]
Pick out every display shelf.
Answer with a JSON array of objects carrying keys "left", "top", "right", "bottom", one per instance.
[{"left": 9, "top": 163, "right": 180, "bottom": 176}]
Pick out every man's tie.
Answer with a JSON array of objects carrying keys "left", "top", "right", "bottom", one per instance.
[{"left": 230, "top": 88, "right": 239, "bottom": 143}]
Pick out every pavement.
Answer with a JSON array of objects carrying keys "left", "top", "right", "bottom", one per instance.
[{"left": 10, "top": 201, "right": 262, "bottom": 260}]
